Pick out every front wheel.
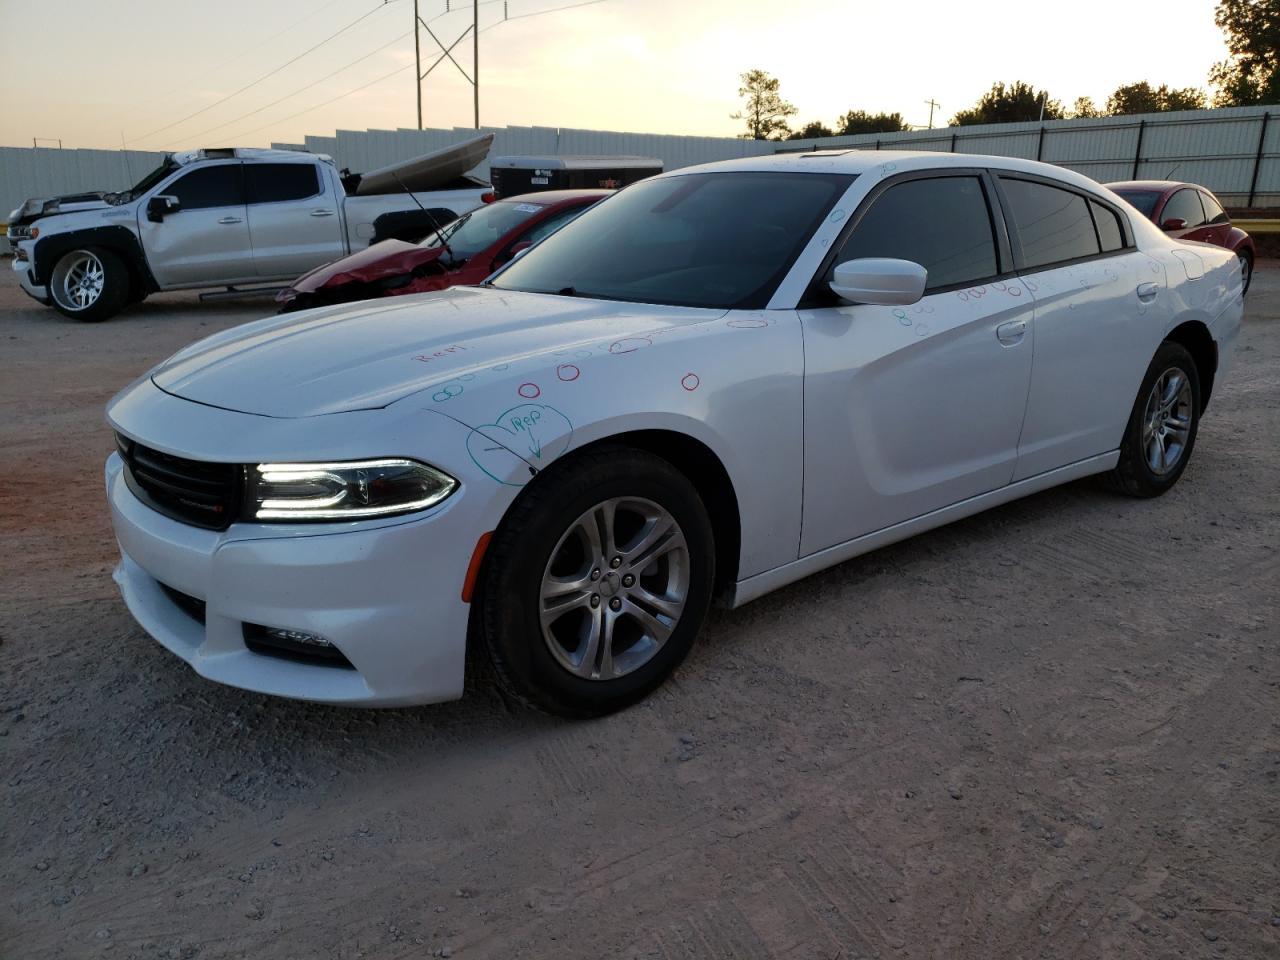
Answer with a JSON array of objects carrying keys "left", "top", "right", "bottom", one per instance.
[
  {"left": 48, "top": 247, "right": 130, "bottom": 322},
  {"left": 476, "top": 446, "right": 715, "bottom": 716},
  {"left": 1108, "top": 341, "right": 1201, "bottom": 498}
]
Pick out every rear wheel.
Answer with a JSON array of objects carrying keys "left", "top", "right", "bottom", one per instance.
[
  {"left": 1108, "top": 341, "right": 1201, "bottom": 498},
  {"left": 477, "top": 446, "right": 715, "bottom": 716},
  {"left": 48, "top": 247, "right": 130, "bottom": 322},
  {"left": 1237, "top": 250, "right": 1253, "bottom": 296}
]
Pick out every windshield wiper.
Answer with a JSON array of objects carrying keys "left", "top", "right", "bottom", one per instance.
[{"left": 556, "top": 287, "right": 578, "bottom": 296}]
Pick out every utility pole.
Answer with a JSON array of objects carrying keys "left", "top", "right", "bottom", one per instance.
[
  {"left": 412, "top": 0, "right": 482, "bottom": 129},
  {"left": 924, "top": 99, "right": 940, "bottom": 128},
  {"left": 414, "top": 0, "right": 422, "bottom": 129},
  {"left": 473, "top": 0, "right": 479, "bottom": 129}
]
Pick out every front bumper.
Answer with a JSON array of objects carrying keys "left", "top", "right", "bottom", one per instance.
[
  {"left": 107, "top": 452, "right": 478, "bottom": 706},
  {"left": 12, "top": 253, "right": 49, "bottom": 303},
  {"left": 102, "top": 381, "right": 533, "bottom": 707}
]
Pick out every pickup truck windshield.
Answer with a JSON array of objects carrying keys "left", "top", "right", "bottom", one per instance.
[
  {"left": 490, "top": 171, "right": 854, "bottom": 309},
  {"left": 423, "top": 200, "right": 545, "bottom": 263},
  {"left": 109, "top": 156, "right": 179, "bottom": 204}
]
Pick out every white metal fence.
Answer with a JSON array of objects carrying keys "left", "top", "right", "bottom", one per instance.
[{"left": 3, "top": 105, "right": 1278, "bottom": 223}]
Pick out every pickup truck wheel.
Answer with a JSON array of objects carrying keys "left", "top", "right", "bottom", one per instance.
[
  {"left": 477, "top": 446, "right": 715, "bottom": 717},
  {"left": 49, "top": 247, "right": 130, "bottom": 322}
]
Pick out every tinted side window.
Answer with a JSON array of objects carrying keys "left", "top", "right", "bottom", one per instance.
[
  {"left": 835, "top": 176, "right": 998, "bottom": 290},
  {"left": 1001, "top": 178, "right": 1100, "bottom": 269},
  {"left": 165, "top": 165, "right": 244, "bottom": 210},
  {"left": 245, "top": 164, "right": 320, "bottom": 203},
  {"left": 1090, "top": 200, "right": 1125, "bottom": 252},
  {"left": 520, "top": 206, "right": 590, "bottom": 245},
  {"left": 1199, "top": 191, "right": 1228, "bottom": 225},
  {"left": 1162, "top": 189, "right": 1205, "bottom": 228}
]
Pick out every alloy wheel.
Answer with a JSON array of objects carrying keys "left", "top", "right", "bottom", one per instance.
[
  {"left": 60, "top": 252, "right": 106, "bottom": 310},
  {"left": 539, "top": 497, "right": 690, "bottom": 681},
  {"left": 1142, "top": 366, "right": 1193, "bottom": 476}
]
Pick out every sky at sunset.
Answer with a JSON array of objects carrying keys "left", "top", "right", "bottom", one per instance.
[{"left": 0, "top": 0, "right": 1232, "bottom": 151}]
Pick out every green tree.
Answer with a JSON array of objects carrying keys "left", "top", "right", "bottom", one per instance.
[
  {"left": 731, "top": 69, "right": 797, "bottom": 140},
  {"left": 951, "top": 82, "right": 1064, "bottom": 125},
  {"left": 836, "top": 110, "right": 910, "bottom": 135},
  {"left": 1210, "top": 0, "right": 1280, "bottom": 105},
  {"left": 1071, "top": 96, "right": 1103, "bottom": 118},
  {"left": 1106, "top": 81, "right": 1208, "bottom": 114},
  {"left": 787, "top": 120, "right": 835, "bottom": 140}
]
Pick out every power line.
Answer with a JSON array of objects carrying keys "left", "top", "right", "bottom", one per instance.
[
  {"left": 220, "top": 62, "right": 417, "bottom": 143},
  {"left": 207, "top": 0, "right": 353, "bottom": 75},
  {"left": 220, "top": 0, "right": 618, "bottom": 145},
  {"left": 129, "top": 1, "right": 402, "bottom": 146},
  {"left": 176, "top": 29, "right": 413, "bottom": 147},
  {"left": 481, "top": 0, "right": 609, "bottom": 31}
]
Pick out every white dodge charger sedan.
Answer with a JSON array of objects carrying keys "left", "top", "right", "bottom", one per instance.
[{"left": 105, "top": 150, "right": 1244, "bottom": 715}]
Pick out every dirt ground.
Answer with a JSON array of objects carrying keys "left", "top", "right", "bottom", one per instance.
[{"left": 1, "top": 263, "right": 1277, "bottom": 960}]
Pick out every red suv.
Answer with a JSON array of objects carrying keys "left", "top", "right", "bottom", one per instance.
[
  {"left": 277, "top": 189, "right": 609, "bottom": 312},
  {"left": 1107, "top": 180, "right": 1255, "bottom": 293}
]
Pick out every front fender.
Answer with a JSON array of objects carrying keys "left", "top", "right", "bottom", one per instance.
[
  {"left": 415, "top": 311, "right": 807, "bottom": 579},
  {"left": 32, "top": 223, "right": 156, "bottom": 291}
]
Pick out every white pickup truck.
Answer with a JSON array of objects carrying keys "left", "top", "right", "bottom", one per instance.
[{"left": 9, "top": 140, "right": 494, "bottom": 321}]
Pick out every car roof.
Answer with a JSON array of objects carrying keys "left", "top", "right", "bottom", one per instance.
[
  {"left": 171, "top": 148, "right": 334, "bottom": 166},
  {"left": 666, "top": 150, "right": 1113, "bottom": 194},
  {"left": 499, "top": 189, "right": 613, "bottom": 205}
]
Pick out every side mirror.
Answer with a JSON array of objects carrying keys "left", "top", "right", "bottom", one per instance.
[
  {"left": 829, "top": 258, "right": 927, "bottom": 306},
  {"left": 147, "top": 195, "right": 181, "bottom": 223},
  {"left": 1160, "top": 217, "right": 1187, "bottom": 231}
]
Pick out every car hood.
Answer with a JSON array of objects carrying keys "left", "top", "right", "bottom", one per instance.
[
  {"left": 292, "top": 240, "right": 448, "bottom": 292},
  {"left": 11, "top": 192, "right": 117, "bottom": 226},
  {"left": 151, "top": 286, "right": 726, "bottom": 418}
]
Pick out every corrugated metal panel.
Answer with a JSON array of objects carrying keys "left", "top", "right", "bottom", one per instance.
[{"left": 5, "top": 106, "right": 1280, "bottom": 221}]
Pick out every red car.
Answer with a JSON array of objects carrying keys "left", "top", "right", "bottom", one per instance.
[
  {"left": 277, "top": 189, "right": 609, "bottom": 312},
  {"left": 1106, "top": 180, "right": 1256, "bottom": 293}
]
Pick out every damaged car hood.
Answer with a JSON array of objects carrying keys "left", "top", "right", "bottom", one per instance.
[
  {"left": 150, "top": 286, "right": 725, "bottom": 418},
  {"left": 292, "top": 239, "right": 448, "bottom": 293}
]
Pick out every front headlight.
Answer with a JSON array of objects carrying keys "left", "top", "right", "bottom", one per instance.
[{"left": 248, "top": 458, "right": 457, "bottom": 521}]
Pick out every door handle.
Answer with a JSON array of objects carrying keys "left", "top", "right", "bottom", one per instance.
[
  {"left": 996, "top": 319, "right": 1026, "bottom": 345},
  {"left": 310, "top": 209, "right": 336, "bottom": 217},
  {"left": 217, "top": 216, "right": 243, "bottom": 225},
  {"left": 1136, "top": 282, "right": 1159, "bottom": 302}
]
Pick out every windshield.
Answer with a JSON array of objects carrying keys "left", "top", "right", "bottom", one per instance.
[
  {"left": 107, "top": 156, "right": 179, "bottom": 204},
  {"left": 1113, "top": 190, "right": 1160, "bottom": 220},
  {"left": 422, "top": 200, "right": 548, "bottom": 263},
  {"left": 490, "top": 171, "right": 854, "bottom": 309}
]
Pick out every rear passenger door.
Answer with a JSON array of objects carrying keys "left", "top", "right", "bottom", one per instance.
[
  {"left": 244, "top": 163, "right": 346, "bottom": 278},
  {"left": 1196, "top": 190, "right": 1232, "bottom": 247},
  {"left": 1158, "top": 187, "right": 1208, "bottom": 241},
  {"left": 797, "top": 172, "right": 1036, "bottom": 555},
  {"left": 996, "top": 174, "right": 1157, "bottom": 479}
]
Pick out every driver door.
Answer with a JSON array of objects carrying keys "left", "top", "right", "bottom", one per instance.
[
  {"left": 138, "top": 162, "right": 256, "bottom": 286},
  {"left": 797, "top": 171, "right": 1035, "bottom": 556}
]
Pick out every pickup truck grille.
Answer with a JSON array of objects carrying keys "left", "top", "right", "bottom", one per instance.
[{"left": 116, "top": 434, "right": 242, "bottom": 530}]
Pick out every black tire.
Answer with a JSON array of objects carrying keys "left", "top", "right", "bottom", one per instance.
[
  {"left": 1237, "top": 250, "right": 1253, "bottom": 296},
  {"left": 476, "top": 446, "right": 715, "bottom": 717},
  {"left": 1108, "top": 341, "right": 1201, "bottom": 497},
  {"left": 48, "top": 246, "right": 130, "bottom": 322}
]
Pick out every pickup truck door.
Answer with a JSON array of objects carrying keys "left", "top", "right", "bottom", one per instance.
[
  {"left": 243, "top": 162, "right": 346, "bottom": 278},
  {"left": 138, "top": 162, "right": 256, "bottom": 286}
]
